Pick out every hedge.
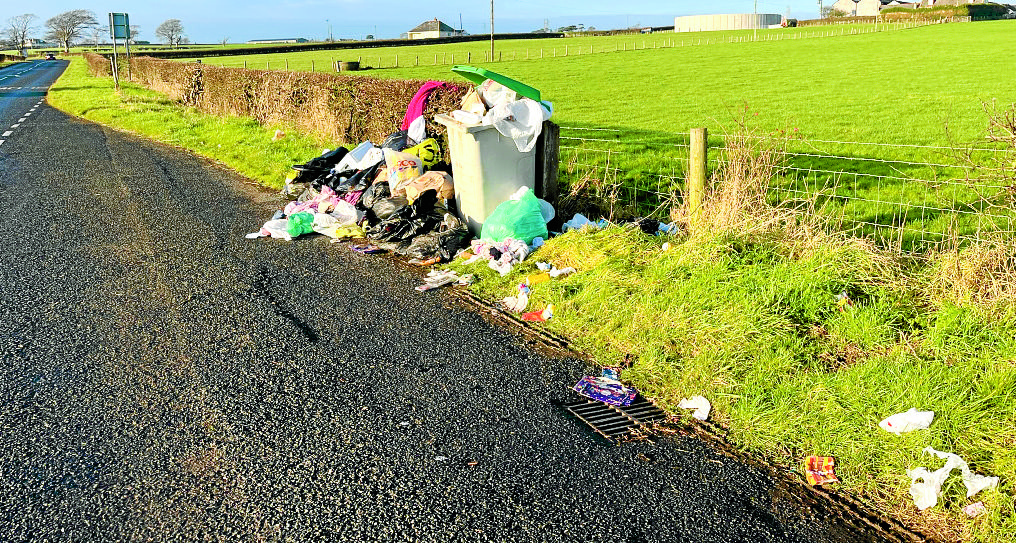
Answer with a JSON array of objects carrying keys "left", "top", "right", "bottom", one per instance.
[{"left": 82, "top": 52, "right": 469, "bottom": 155}]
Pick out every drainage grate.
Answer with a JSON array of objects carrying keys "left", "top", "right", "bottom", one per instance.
[{"left": 564, "top": 395, "right": 668, "bottom": 441}]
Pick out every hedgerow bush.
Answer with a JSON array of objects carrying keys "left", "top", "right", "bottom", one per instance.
[{"left": 85, "top": 53, "right": 468, "bottom": 153}]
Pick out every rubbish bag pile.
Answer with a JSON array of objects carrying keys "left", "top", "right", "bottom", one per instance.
[{"left": 248, "top": 109, "right": 471, "bottom": 262}]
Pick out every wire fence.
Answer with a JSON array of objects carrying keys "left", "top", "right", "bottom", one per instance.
[{"left": 557, "top": 124, "right": 1016, "bottom": 253}]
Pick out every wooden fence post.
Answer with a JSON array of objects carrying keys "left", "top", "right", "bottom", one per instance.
[{"left": 688, "top": 127, "right": 708, "bottom": 230}]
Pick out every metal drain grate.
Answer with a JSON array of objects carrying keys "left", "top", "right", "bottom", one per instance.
[{"left": 564, "top": 396, "right": 668, "bottom": 441}]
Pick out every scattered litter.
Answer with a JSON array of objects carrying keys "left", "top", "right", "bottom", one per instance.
[
  {"left": 804, "top": 456, "right": 839, "bottom": 486},
  {"left": 549, "top": 266, "right": 575, "bottom": 278},
  {"left": 879, "top": 408, "right": 934, "bottom": 434},
  {"left": 434, "top": 455, "right": 449, "bottom": 462},
  {"left": 573, "top": 369, "right": 637, "bottom": 407},
  {"left": 677, "top": 395, "right": 711, "bottom": 421},
  {"left": 526, "top": 272, "right": 550, "bottom": 286},
  {"left": 522, "top": 304, "right": 553, "bottom": 322},
  {"left": 907, "top": 447, "right": 999, "bottom": 510},
  {"left": 271, "top": 129, "right": 285, "bottom": 141},
  {"left": 416, "top": 269, "right": 465, "bottom": 292},
  {"left": 469, "top": 239, "right": 530, "bottom": 276},
  {"left": 350, "top": 244, "right": 385, "bottom": 254},
  {"left": 399, "top": 421, "right": 411, "bottom": 427},
  {"left": 662, "top": 242, "right": 671, "bottom": 251},
  {"left": 502, "top": 284, "right": 530, "bottom": 313},
  {"left": 963, "top": 502, "right": 987, "bottom": 518},
  {"left": 835, "top": 291, "right": 853, "bottom": 311}
]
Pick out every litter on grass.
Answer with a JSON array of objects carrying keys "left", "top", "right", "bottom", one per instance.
[
  {"left": 677, "top": 396, "right": 711, "bottom": 421},
  {"left": 879, "top": 408, "right": 934, "bottom": 434},
  {"left": 804, "top": 456, "right": 839, "bottom": 486},
  {"left": 906, "top": 447, "right": 999, "bottom": 510}
]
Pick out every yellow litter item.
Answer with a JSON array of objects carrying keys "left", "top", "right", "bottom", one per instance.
[
  {"left": 404, "top": 138, "right": 442, "bottom": 168},
  {"left": 526, "top": 273, "right": 550, "bottom": 286}
]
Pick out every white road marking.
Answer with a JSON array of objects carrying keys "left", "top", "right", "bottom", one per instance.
[
  {"left": 23, "top": 112, "right": 31, "bottom": 116},
  {"left": 10, "top": 124, "right": 19, "bottom": 128},
  {"left": 18, "top": 118, "right": 26, "bottom": 123},
  {"left": 2, "top": 131, "right": 12, "bottom": 137},
  {"left": 0, "top": 140, "right": 5, "bottom": 146}
]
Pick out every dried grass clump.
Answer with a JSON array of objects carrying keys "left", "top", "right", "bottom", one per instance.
[
  {"left": 690, "top": 119, "right": 828, "bottom": 248},
  {"left": 930, "top": 239, "right": 1016, "bottom": 306}
]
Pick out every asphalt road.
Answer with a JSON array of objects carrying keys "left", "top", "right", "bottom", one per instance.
[{"left": 0, "top": 60, "right": 896, "bottom": 542}]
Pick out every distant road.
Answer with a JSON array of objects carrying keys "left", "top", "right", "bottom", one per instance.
[{"left": 0, "top": 60, "right": 889, "bottom": 542}]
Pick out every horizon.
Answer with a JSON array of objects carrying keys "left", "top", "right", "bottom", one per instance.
[{"left": 4, "top": 1, "right": 823, "bottom": 45}]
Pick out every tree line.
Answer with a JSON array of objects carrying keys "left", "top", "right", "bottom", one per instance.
[{"left": 2, "top": 10, "right": 189, "bottom": 53}]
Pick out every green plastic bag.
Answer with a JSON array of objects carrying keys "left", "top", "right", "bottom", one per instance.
[
  {"left": 287, "top": 212, "right": 315, "bottom": 238},
  {"left": 480, "top": 187, "right": 548, "bottom": 244}
]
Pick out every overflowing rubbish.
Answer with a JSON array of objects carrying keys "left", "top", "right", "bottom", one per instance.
[
  {"left": 907, "top": 447, "right": 998, "bottom": 510},
  {"left": 573, "top": 369, "right": 637, "bottom": 407},
  {"left": 480, "top": 187, "right": 549, "bottom": 244},
  {"left": 677, "top": 395, "right": 711, "bottom": 421},
  {"left": 879, "top": 408, "right": 934, "bottom": 434},
  {"left": 804, "top": 456, "right": 839, "bottom": 486}
]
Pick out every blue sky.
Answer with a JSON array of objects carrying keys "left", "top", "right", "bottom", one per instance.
[{"left": 10, "top": 1, "right": 827, "bottom": 44}]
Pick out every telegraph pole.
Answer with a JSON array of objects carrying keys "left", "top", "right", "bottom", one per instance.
[
  {"left": 490, "top": 0, "right": 495, "bottom": 60},
  {"left": 753, "top": 0, "right": 758, "bottom": 41}
]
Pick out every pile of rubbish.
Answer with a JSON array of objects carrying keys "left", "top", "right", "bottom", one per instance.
[{"left": 247, "top": 67, "right": 561, "bottom": 269}]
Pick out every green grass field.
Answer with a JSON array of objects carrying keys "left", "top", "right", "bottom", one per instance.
[{"left": 179, "top": 21, "right": 1016, "bottom": 247}]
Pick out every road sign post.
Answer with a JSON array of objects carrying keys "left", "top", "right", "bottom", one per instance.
[{"left": 109, "top": 13, "right": 131, "bottom": 87}]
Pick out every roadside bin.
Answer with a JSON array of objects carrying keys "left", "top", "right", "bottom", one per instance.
[
  {"left": 436, "top": 66, "right": 547, "bottom": 236},
  {"left": 435, "top": 114, "right": 537, "bottom": 236}
]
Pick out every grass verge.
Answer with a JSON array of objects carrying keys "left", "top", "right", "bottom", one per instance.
[
  {"left": 448, "top": 160, "right": 1016, "bottom": 543},
  {"left": 47, "top": 58, "right": 328, "bottom": 190}
]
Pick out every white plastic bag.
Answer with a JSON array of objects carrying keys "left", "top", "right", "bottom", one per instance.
[
  {"left": 678, "top": 396, "right": 711, "bottom": 421},
  {"left": 879, "top": 408, "right": 934, "bottom": 434},
  {"left": 260, "top": 218, "right": 292, "bottom": 241},
  {"left": 476, "top": 79, "right": 517, "bottom": 109},
  {"left": 485, "top": 98, "right": 548, "bottom": 153},
  {"left": 907, "top": 447, "right": 999, "bottom": 510},
  {"left": 383, "top": 148, "right": 423, "bottom": 187}
]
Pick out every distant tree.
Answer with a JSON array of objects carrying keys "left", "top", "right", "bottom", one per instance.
[
  {"left": 129, "top": 25, "right": 141, "bottom": 44},
  {"left": 365, "top": 34, "right": 374, "bottom": 40},
  {"left": 45, "top": 10, "right": 98, "bottom": 52},
  {"left": 5, "top": 14, "right": 37, "bottom": 53},
  {"left": 822, "top": 7, "right": 848, "bottom": 18},
  {"left": 155, "top": 19, "right": 185, "bottom": 47},
  {"left": 221, "top": 36, "right": 229, "bottom": 47},
  {"left": 90, "top": 26, "right": 101, "bottom": 48}
]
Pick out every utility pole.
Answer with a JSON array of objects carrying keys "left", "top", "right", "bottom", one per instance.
[
  {"left": 490, "top": 0, "right": 495, "bottom": 60},
  {"left": 754, "top": 0, "right": 758, "bottom": 41},
  {"left": 818, "top": 0, "right": 824, "bottom": 19}
]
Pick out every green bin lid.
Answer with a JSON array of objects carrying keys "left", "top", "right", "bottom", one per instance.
[{"left": 451, "top": 65, "right": 541, "bottom": 102}]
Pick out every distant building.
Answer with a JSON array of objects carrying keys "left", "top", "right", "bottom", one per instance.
[
  {"left": 674, "top": 13, "right": 784, "bottom": 32},
  {"left": 830, "top": 0, "right": 985, "bottom": 16},
  {"left": 247, "top": 38, "right": 309, "bottom": 44},
  {"left": 407, "top": 18, "right": 464, "bottom": 40}
]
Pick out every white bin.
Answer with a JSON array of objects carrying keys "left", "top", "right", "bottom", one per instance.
[{"left": 435, "top": 114, "right": 536, "bottom": 235}]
